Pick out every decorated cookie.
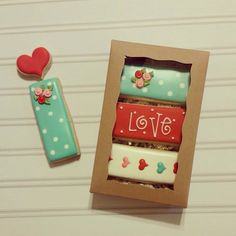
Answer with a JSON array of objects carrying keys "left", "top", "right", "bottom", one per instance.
[
  {"left": 29, "top": 78, "right": 80, "bottom": 164},
  {"left": 108, "top": 144, "right": 178, "bottom": 184},
  {"left": 17, "top": 47, "right": 80, "bottom": 166},
  {"left": 113, "top": 102, "right": 185, "bottom": 145},
  {"left": 120, "top": 65, "right": 190, "bottom": 103},
  {"left": 16, "top": 47, "right": 51, "bottom": 79}
]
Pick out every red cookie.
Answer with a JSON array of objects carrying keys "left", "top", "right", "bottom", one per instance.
[
  {"left": 16, "top": 47, "right": 51, "bottom": 79},
  {"left": 113, "top": 102, "right": 186, "bottom": 145}
]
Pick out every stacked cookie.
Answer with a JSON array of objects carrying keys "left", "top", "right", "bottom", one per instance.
[{"left": 108, "top": 57, "right": 190, "bottom": 187}]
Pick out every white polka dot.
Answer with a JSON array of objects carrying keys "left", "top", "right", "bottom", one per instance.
[
  {"left": 64, "top": 144, "right": 69, "bottom": 149},
  {"left": 120, "top": 130, "right": 124, "bottom": 133},
  {"left": 128, "top": 142, "right": 132, "bottom": 145},
  {"left": 121, "top": 75, "right": 126, "bottom": 80},
  {"left": 42, "top": 129, "right": 47, "bottom": 134},
  {"left": 59, "top": 118, "right": 64, "bottom": 123},
  {"left": 47, "top": 82, "right": 52, "bottom": 86},
  {"left": 142, "top": 87, "right": 148, "bottom": 93},
  {"left": 176, "top": 72, "right": 181, "bottom": 78},
  {"left": 171, "top": 137, "right": 175, "bottom": 140},
  {"left": 31, "top": 87, "right": 35, "bottom": 92},
  {"left": 167, "top": 91, "right": 173, "bottom": 97},
  {"left": 179, "top": 82, "right": 185, "bottom": 88},
  {"left": 172, "top": 119, "right": 176, "bottom": 122},
  {"left": 182, "top": 111, "right": 185, "bottom": 115},
  {"left": 52, "top": 95, "right": 57, "bottom": 100},
  {"left": 134, "top": 111, "right": 137, "bottom": 114},
  {"left": 53, "top": 137, "right": 59, "bottom": 142},
  {"left": 48, "top": 111, "right": 53, "bottom": 116},
  {"left": 158, "top": 80, "right": 164, "bottom": 85},
  {"left": 151, "top": 108, "right": 154, "bottom": 112},
  {"left": 50, "top": 150, "right": 55, "bottom": 155},
  {"left": 35, "top": 106, "right": 40, "bottom": 111},
  {"left": 143, "top": 131, "right": 146, "bottom": 134},
  {"left": 119, "top": 106, "right": 123, "bottom": 110}
]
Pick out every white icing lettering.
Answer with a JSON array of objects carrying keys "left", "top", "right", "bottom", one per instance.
[
  {"left": 149, "top": 112, "right": 163, "bottom": 137},
  {"left": 161, "top": 117, "right": 172, "bottom": 135},
  {"left": 128, "top": 112, "right": 137, "bottom": 132},
  {"left": 136, "top": 115, "right": 148, "bottom": 130}
]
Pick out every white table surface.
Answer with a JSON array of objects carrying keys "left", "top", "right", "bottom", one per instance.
[{"left": 0, "top": 0, "right": 236, "bottom": 235}]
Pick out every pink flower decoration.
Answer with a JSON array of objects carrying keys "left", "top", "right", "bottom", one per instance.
[
  {"left": 34, "top": 87, "right": 43, "bottom": 96},
  {"left": 136, "top": 79, "right": 144, "bottom": 88},
  {"left": 142, "top": 73, "right": 152, "bottom": 81},
  {"left": 43, "top": 89, "right": 52, "bottom": 98}
]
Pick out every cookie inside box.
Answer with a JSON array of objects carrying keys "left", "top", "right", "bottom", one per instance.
[{"left": 108, "top": 56, "right": 191, "bottom": 190}]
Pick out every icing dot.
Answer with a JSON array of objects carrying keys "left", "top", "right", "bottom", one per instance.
[
  {"left": 167, "top": 91, "right": 173, "bottom": 96},
  {"left": 42, "top": 129, "right": 47, "bottom": 134},
  {"left": 134, "top": 111, "right": 137, "bottom": 114},
  {"left": 171, "top": 137, "right": 175, "bottom": 140},
  {"left": 64, "top": 144, "right": 69, "bottom": 149},
  {"left": 53, "top": 137, "right": 59, "bottom": 142},
  {"left": 50, "top": 150, "right": 55, "bottom": 155},
  {"left": 47, "top": 82, "right": 52, "bottom": 86},
  {"left": 176, "top": 72, "right": 181, "bottom": 77},
  {"left": 31, "top": 87, "right": 35, "bottom": 92},
  {"left": 119, "top": 106, "right": 123, "bottom": 110},
  {"left": 52, "top": 95, "right": 57, "bottom": 100},
  {"left": 48, "top": 111, "right": 53, "bottom": 116},
  {"left": 59, "top": 118, "right": 64, "bottom": 123},
  {"left": 172, "top": 119, "right": 176, "bottom": 122},
  {"left": 121, "top": 75, "right": 126, "bottom": 80},
  {"left": 151, "top": 108, "right": 154, "bottom": 112},
  {"left": 35, "top": 106, "right": 40, "bottom": 111},
  {"left": 143, "top": 131, "right": 146, "bottom": 134},
  {"left": 158, "top": 80, "right": 164, "bottom": 85},
  {"left": 179, "top": 82, "right": 185, "bottom": 88},
  {"left": 142, "top": 87, "right": 148, "bottom": 93},
  {"left": 128, "top": 142, "right": 132, "bottom": 145},
  {"left": 182, "top": 111, "right": 186, "bottom": 115},
  {"left": 120, "top": 130, "right": 124, "bottom": 133}
]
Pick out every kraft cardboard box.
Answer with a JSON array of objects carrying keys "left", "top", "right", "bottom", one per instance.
[{"left": 90, "top": 40, "right": 209, "bottom": 207}]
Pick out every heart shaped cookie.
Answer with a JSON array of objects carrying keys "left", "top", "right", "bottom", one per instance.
[{"left": 16, "top": 47, "right": 51, "bottom": 79}]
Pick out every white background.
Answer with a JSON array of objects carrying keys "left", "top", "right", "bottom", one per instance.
[{"left": 0, "top": 0, "right": 236, "bottom": 235}]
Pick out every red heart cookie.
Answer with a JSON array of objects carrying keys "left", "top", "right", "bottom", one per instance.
[{"left": 16, "top": 47, "right": 51, "bottom": 79}]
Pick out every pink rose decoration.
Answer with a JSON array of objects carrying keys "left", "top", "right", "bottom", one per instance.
[
  {"left": 142, "top": 73, "right": 152, "bottom": 81},
  {"left": 42, "top": 89, "right": 52, "bottom": 98},
  {"left": 136, "top": 79, "right": 144, "bottom": 88},
  {"left": 34, "top": 87, "right": 43, "bottom": 96}
]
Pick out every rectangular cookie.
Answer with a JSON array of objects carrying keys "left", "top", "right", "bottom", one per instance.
[
  {"left": 120, "top": 65, "right": 190, "bottom": 103},
  {"left": 29, "top": 78, "right": 80, "bottom": 164},
  {"left": 108, "top": 143, "right": 178, "bottom": 184},
  {"left": 113, "top": 102, "right": 185, "bottom": 145}
]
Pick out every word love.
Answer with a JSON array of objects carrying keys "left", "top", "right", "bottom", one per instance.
[
  {"left": 113, "top": 102, "right": 186, "bottom": 144},
  {"left": 129, "top": 111, "right": 172, "bottom": 137}
]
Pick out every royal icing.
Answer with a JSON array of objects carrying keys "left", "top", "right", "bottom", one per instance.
[
  {"left": 29, "top": 78, "right": 80, "bottom": 163},
  {"left": 108, "top": 144, "right": 178, "bottom": 184},
  {"left": 16, "top": 47, "right": 51, "bottom": 78},
  {"left": 113, "top": 102, "right": 185, "bottom": 144},
  {"left": 120, "top": 65, "right": 190, "bottom": 103}
]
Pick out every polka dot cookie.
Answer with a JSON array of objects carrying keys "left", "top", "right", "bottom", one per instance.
[{"left": 29, "top": 78, "right": 80, "bottom": 164}]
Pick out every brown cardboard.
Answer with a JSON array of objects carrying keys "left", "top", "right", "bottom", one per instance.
[{"left": 90, "top": 40, "right": 209, "bottom": 207}]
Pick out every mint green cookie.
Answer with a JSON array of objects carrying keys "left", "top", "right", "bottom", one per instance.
[
  {"left": 29, "top": 78, "right": 80, "bottom": 163},
  {"left": 120, "top": 65, "right": 190, "bottom": 103}
]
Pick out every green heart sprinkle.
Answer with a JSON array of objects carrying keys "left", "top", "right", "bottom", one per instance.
[{"left": 156, "top": 162, "right": 166, "bottom": 174}]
